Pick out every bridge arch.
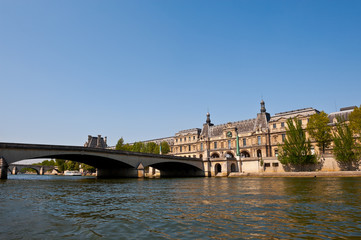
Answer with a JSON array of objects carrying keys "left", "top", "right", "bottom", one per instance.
[{"left": 0, "top": 143, "right": 205, "bottom": 179}]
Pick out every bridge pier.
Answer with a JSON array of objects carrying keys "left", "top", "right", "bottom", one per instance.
[
  {"left": 39, "top": 167, "right": 44, "bottom": 175},
  {"left": 12, "top": 166, "right": 18, "bottom": 175},
  {"left": 0, "top": 158, "right": 9, "bottom": 180}
]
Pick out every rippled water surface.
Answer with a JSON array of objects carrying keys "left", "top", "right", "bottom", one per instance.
[{"left": 1, "top": 175, "right": 361, "bottom": 239}]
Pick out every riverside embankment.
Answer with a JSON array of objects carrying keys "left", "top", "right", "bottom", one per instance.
[{"left": 229, "top": 171, "right": 361, "bottom": 177}]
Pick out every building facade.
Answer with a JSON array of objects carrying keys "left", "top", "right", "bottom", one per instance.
[{"left": 143, "top": 101, "right": 357, "bottom": 175}]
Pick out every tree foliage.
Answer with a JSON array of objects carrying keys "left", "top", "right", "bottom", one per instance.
[
  {"left": 115, "top": 137, "right": 125, "bottom": 150},
  {"left": 160, "top": 141, "right": 170, "bottom": 154},
  {"left": 114, "top": 138, "right": 170, "bottom": 155},
  {"left": 333, "top": 121, "right": 360, "bottom": 170},
  {"left": 278, "top": 118, "right": 316, "bottom": 167},
  {"left": 306, "top": 111, "right": 332, "bottom": 153},
  {"left": 349, "top": 105, "right": 361, "bottom": 136}
]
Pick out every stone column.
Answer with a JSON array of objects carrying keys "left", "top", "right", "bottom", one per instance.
[
  {"left": 137, "top": 163, "right": 145, "bottom": 178},
  {"left": 0, "top": 158, "right": 9, "bottom": 180},
  {"left": 148, "top": 166, "right": 155, "bottom": 177},
  {"left": 236, "top": 156, "right": 242, "bottom": 173},
  {"left": 12, "top": 166, "right": 17, "bottom": 175}
]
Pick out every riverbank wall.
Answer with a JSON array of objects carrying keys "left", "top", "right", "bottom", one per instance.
[{"left": 229, "top": 171, "right": 361, "bottom": 177}]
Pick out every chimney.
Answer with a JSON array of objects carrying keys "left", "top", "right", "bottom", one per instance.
[
  {"left": 97, "top": 135, "right": 101, "bottom": 148},
  {"left": 104, "top": 136, "right": 107, "bottom": 146}
]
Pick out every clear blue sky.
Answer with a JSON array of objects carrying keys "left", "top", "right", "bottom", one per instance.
[{"left": 1, "top": 0, "right": 360, "bottom": 146}]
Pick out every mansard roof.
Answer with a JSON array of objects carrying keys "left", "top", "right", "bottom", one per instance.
[
  {"left": 270, "top": 107, "right": 319, "bottom": 122},
  {"left": 175, "top": 128, "right": 201, "bottom": 136},
  {"left": 201, "top": 118, "right": 257, "bottom": 138},
  {"left": 328, "top": 107, "right": 355, "bottom": 123}
]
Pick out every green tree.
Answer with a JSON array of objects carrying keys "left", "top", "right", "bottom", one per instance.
[
  {"left": 307, "top": 111, "right": 332, "bottom": 153},
  {"left": 80, "top": 163, "right": 96, "bottom": 173},
  {"left": 349, "top": 105, "right": 361, "bottom": 136},
  {"left": 132, "top": 142, "right": 145, "bottom": 153},
  {"left": 55, "top": 159, "right": 66, "bottom": 172},
  {"left": 278, "top": 118, "right": 316, "bottom": 168},
  {"left": 115, "top": 137, "right": 125, "bottom": 150},
  {"left": 160, "top": 141, "right": 170, "bottom": 154},
  {"left": 145, "top": 142, "right": 159, "bottom": 154},
  {"left": 333, "top": 121, "right": 360, "bottom": 170},
  {"left": 66, "top": 161, "right": 80, "bottom": 171},
  {"left": 122, "top": 143, "right": 133, "bottom": 151}
]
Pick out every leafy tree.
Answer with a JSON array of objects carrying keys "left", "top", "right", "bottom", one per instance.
[
  {"left": 145, "top": 142, "right": 159, "bottom": 154},
  {"left": 80, "top": 163, "right": 96, "bottom": 173},
  {"left": 307, "top": 111, "right": 332, "bottom": 153},
  {"left": 278, "top": 118, "right": 316, "bottom": 168},
  {"left": 349, "top": 105, "right": 361, "bottom": 136},
  {"left": 132, "top": 142, "right": 145, "bottom": 153},
  {"left": 122, "top": 143, "right": 133, "bottom": 151},
  {"left": 160, "top": 141, "right": 170, "bottom": 154},
  {"left": 36, "top": 159, "right": 56, "bottom": 166},
  {"left": 115, "top": 137, "right": 125, "bottom": 150},
  {"left": 333, "top": 121, "right": 360, "bottom": 170},
  {"left": 66, "top": 161, "right": 80, "bottom": 171},
  {"left": 55, "top": 159, "right": 66, "bottom": 172}
]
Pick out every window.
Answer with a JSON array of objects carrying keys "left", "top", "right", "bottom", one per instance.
[
  {"left": 189, "top": 137, "right": 191, "bottom": 141},
  {"left": 188, "top": 145, "right": 191, "bottom": 151},
  {"left": 193, "top": 145, "right": 196, "bottom": 151},
  {"left": 200, "top": 143, "right": 203, "bottom": 151},
  {"left": 176, "top": 139, "right": 178, "bottom": 143},
  {"left": 221, "top": 142, "right": 224, "bottom": 148},
  {"left": 282, "top": 134, "right": 286, "bottom": 142},
  {"left": 243, "top": 138, "right": 246, "bottom": 147},
  {"left": 193, "top": 136, "right": 195, "bottom": 140},
  {"left": 228, "top": 140, "right": 231, "bottom": 149},
  {"left": 180, "top": 138, "right": 182, "bottom": 142},
  {"left": 180, "top": 146, "right": 182, "bottom": 152},
  {"left": 272, "top": 162, "right": 279, "bottom": 167},
  {"left": 184, "top": 137, "right": 186, "bottom": 142},
  {"left": 258, "top": 136, "right": 261, "bottom": 145},
  {"left": 281, "top": 122, "right": 285, "bottom": 128},
  {"left": 214, "top": 142, "right": 217, "bottom": 149},
  {"left": 273, "top": 124, "right": 276, "bottom": 129},
  {"left": 264, "top": 163, "right": 271, "bottom": 167},
  {"left": 274, "top": 149, "right": 278, "bottom": 157}
]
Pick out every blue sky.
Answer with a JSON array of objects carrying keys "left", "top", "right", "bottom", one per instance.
[{"left": 1, "top": 0, "right": 360, "bottom": 146}]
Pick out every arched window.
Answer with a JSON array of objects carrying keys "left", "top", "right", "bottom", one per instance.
[
  {"left": 211, "top": 153, "right": 220, "bottom": 158},
  {"left": 226, "top": 152, "right": 234, "bottom": 159},
  {"left": 215, "top": 163, "right": 222, "bottom": 175},
  {"left": 240, "top": 151, "right": 250, "bottom": 158},
  {"left": 257, "top": 149, "right": 262, "bottom": 157},
  {"left": 231, "top": 163, "right": 236, "bottom": 172}
]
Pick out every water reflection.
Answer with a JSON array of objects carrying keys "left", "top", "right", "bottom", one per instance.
[{"left": 1, "top": 175, "right": 361, "bottom": 239}]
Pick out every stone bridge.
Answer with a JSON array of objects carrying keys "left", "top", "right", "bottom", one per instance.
[
  {"left": 8, "top": 164, "right": 58, "bottom": 175},
  {"left": 0, "top": 142, "right": 206, "bottom": 179}
]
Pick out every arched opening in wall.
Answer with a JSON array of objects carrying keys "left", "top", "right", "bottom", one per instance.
[
  {"left": 231, "top": 163, "right": 236, "bottom": 172},
  {"left": 211, "top": 153, "right": 220, "bottom": 159},
  {"left": 240, "top": 151, "right": 250, "bottom": 158},
  {"left": 257, "top": 149, "right": 262, "bottom": 158},
  {"left": 199, "top": 154, "right": 203, "bottom": 159},
  {"left": 215, "top": 163, "right": 222, "bottom": 175},
  {"left": 225, "top": 152, "right": 234, "bottom": 159}
]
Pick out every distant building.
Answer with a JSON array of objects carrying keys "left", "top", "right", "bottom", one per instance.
[{"left": 84, "top": 135, "right": 108, "bottom": 149}]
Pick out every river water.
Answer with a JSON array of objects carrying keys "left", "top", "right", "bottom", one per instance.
[{"left": 1, "top": 175, "right": 361, "bottom": 239}]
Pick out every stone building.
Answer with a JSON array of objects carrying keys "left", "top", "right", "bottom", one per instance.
[
  {"left": 140, "top": 101, "right": 357, "bottom": 175},
  {"left": 84, "top": 135, "right": 108, "bottom": 149}
]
